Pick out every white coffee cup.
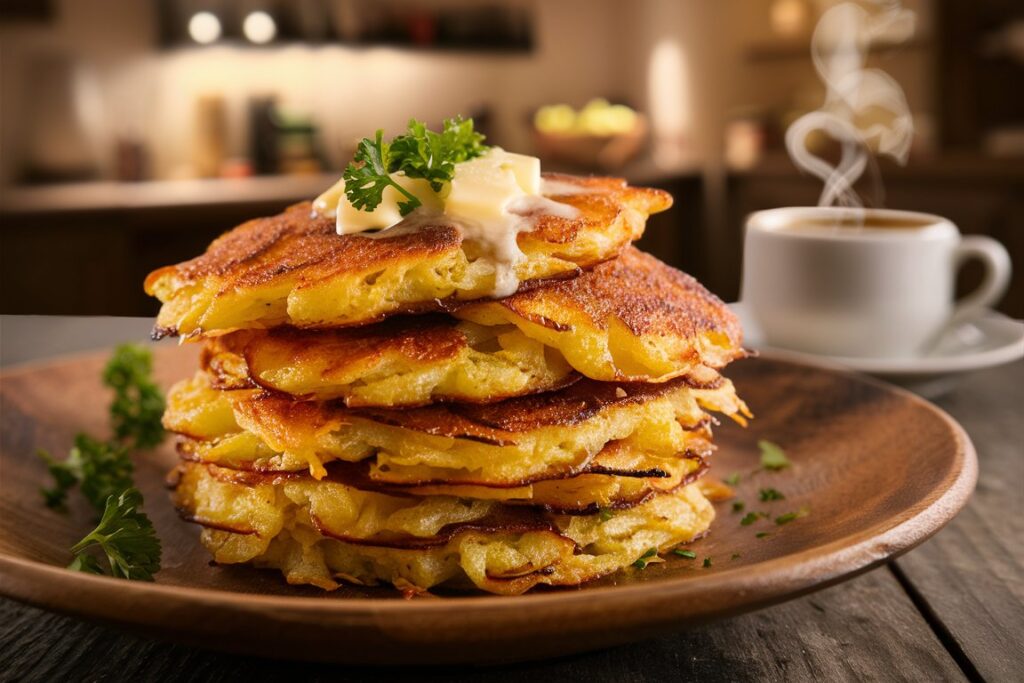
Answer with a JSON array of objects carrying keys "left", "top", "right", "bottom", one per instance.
[{"left": 740, "top": 207, "right": 1012, "bottom": 358}]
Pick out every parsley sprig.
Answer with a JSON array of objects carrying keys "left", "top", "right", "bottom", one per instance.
[
  {"left": 103, "top": 344, "right": 165, "bottom": 450},
  {"left": 39, "top": 435, "right": 132, "bottom": 513},
  {"left": 37, "top": 344, "right": 165, "bottom": 581},
  {"left": 343, "top": 117, "right": 488, "bottom": 216},
  {"left": 68, "top": 488, "right": 161, "bottom": 581},
  {"left": 39, "top": 344, "right": 165, "bottom": 514}
]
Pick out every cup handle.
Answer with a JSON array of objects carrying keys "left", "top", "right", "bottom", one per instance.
[{"left": 950, "top": 235, "right": 1012, "bottom": 325}]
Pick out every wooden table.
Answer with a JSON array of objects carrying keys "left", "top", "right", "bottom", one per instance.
[{"left": 1, "top": 316, "right": 1021, "bottom": 682}]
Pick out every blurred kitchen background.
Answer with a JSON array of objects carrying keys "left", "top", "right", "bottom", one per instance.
[{"left": 1, "top": 0, "right": 1021, "bottom": 318}]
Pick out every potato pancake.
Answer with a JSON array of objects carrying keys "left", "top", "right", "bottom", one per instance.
[
  {"left": 176, "top": 438, "right": 709, "bottom": 514},
  {"left": 145, "top": 175, "right": 671, "bottom": 339},
  {"left": 164, "top": 371, "right": 749, "bottom": 481},
  {"left": 172, "top": 460, "right": 714, "bottom": 595},
  {"left": 202, "top": 316, "right": 575, "bottom": 406},
  {"left": 201, "top": 248, "right": 744, "bottom": 406},
  {"left": 455, "top": 247, "right": 745, "bottom": 381}
]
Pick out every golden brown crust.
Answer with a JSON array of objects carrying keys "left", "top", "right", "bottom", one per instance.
[
  {"left": 145, "top": 174, "right": 672, "bottom": 338},
  {"left": 200, "top": 316, "right": 580, "bottom": 404},
  {"left": 178, "top": 443, "right": 709, "bottom": 490},
  {"left": 175, "top": 429, "right": 715, "bottom": 487},
  {"left": 203, "top": 317, "right": 468, "bottom": 386},
  {"left": 172, "top": 446, "right": 708, "bottom": 545},
  {"left": 506, "top": 247, "right": 739, "bottom": 341},
  {"left": 147, "top": 206, "right": 459, "bottom": 293},
  {"left": 337, "top": 373, "right": 721, "bottom": 444},
  {"left": 457, "top": 247, "right": 744, "bottom": 366}
]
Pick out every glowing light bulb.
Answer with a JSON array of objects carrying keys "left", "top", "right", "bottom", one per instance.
[
  {"left": 188, "top": 11, "right": 222, "bottom": 45},
  {"left": 771, "top": 0, "right": 808, "bottom": 38},
  {"left": 243, "top": 11, "right": 277, "bottom": 44}
]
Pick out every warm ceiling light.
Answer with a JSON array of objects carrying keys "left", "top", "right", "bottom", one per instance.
[
  {"left": 188, "top": 11, "right": 222, "bottom": 44},
  {"left": 770, "top": 0, "right": 809, "bottom": 38},
  {"left": 243, "top": 11, "right": 277, "bottom": 44}
]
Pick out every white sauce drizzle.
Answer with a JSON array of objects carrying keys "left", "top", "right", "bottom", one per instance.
[{"left": 360, "top": 194, "right": 580, "bottom": 298}]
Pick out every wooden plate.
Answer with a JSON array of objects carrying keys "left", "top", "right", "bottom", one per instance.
[{"left": 0, "top": 346, "right": 976, "bottom": 665}]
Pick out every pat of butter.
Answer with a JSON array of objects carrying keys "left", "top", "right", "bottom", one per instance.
[
  {"left": 312, "top": 177, "right": 345, "bottom": 218},
  {"left": 315, "top": 147, "right": 543, "bottom": 240},
  {"left": 336, "top": 175, "right": 441, "bottom": 235},
  {"left": 445, "top": 149, "right": 541, "bottom": 224}
]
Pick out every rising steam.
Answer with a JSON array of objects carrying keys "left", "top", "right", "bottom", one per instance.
[{"left": 785, "top": 1, "right": 916, "bottom": 208}]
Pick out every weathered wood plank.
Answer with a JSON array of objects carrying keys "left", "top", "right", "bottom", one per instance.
[
  {"left": 893, "top": 360, "right": 1024, "bottom": 683},
  {"left": 0, "top": 567, "right": 964, "bottom": 683}
]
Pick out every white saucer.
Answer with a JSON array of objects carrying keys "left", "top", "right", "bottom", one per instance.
[{"left": 729, "top": 301, "right": 1024, "bottom": 397}]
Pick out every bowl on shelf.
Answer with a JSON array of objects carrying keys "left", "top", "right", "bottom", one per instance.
[
  {"left": 533, "top": 117, "right": 648, "bottom": 170},
  {"left": 532, "top": 100, "right": 648, "bottom": 170}
]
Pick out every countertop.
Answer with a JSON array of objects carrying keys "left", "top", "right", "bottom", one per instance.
[
  {"left": 0, "top": 175, "right": 340, "bottom": 216},
  {"left": 0, "top": 315, "right": 1021, "bottom": 682},
  {"left": 0, "top": 157, "right": 702, "bottom": 217}
]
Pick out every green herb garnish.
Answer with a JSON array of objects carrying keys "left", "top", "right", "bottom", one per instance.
[
  {"left": 38, "top": 435, "right": 132, "bottom": 513},
  {"left": 724, "top": 472, "right": 741, "bottom": 486},
  {"left": 759, "top": 487, "right": 786, "bottom": 502},
  {"left": 103, "top": 344, "right": 165, "bottom": 450},
  {"left": 343, "top": 117, "right": 488, "bottom": 216},
  {"left": 758, "top": 440, "right": 791, "bottom": 471},
  {"left": 703, "top": 557, "right": 713, "bottom": 568},
  {"left": 775, "top": 506, "right": 810, "bottom": 525},
  {"left": 39, "top": 345, "right": 165, "bottom": 580},
  {"left": 67, "top": 488, "right": 161, "bottom": 581},
  {"left": 732, "top": 501, "right": 745, "bottom": 513},
  {"left": 599, "top": 507, "right": 615, "bottom": 522},
  {"left": 731, "top": 553, "right": 741, "bottom": 560},
  {"left": 756, "top": 532, "right": 772, "bottom": 539},
  {"left": 632, "top": 547, "right": 659, "bottom": 569},
  {"left": 740, "top": 512, "right": 763, "bottom": 526},
  {"left": 672, "top": 549, "right": 697, "bottom": 559},
  {"left": 39, "top": 345, "right": 163, "bottom": 514}
]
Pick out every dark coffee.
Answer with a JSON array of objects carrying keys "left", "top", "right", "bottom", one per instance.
[{"left": 779, "top": 215, "right": 933, "bottom": 231}]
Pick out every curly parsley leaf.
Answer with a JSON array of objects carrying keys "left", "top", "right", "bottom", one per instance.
[
  {"left": 343, "top": 129, "right": 419, "bottom": 214},
  {"left": 759, "top": 487, "right": 786, "bottom": 502},
  {"left": 38, "top": 434, "right": 133, "bottom": 513},
  {"left": 103, "top": 344, "right": 165, "bottom": 450},
  {"left": 38, "top": 448, "right": 80, "bottom": 512},
  {"left": 758, "top": 440, "right": 791, "bottom": 471},
  {"left": 68, "top": 488, "right": 161, "bottom": 581},
  {"left": 343, "top": 117, "right": 489, "bottom": 216}
]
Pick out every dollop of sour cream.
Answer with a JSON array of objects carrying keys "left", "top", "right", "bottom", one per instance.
[{"left": 313, "top": 148, "right": 579, "bottom": 298}]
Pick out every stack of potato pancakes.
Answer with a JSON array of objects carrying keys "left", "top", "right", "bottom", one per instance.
[{"left": 148, "top": 173, "right": 749, "bottom": 596}]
